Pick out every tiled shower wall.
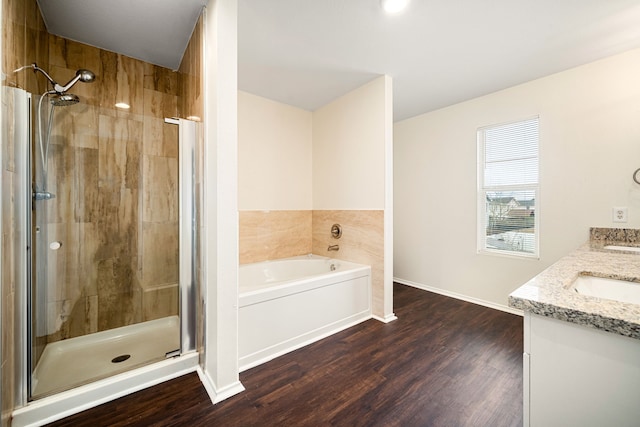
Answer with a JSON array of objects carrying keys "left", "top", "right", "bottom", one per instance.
[
  {"left": 41, "top": 36, "right": 181, "bottom": 343},
  {"left": 2, "top": 1, "right": 203, "bottom": 420},
  {"left": 239, "top": 209, "right": 385, "bottom": 316}
]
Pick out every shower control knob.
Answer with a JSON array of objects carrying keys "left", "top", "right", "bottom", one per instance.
[{"left": 331, "top": 224, "right": 342, "bottom": 239}]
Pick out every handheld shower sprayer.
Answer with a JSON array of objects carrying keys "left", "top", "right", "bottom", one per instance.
[{"left": 55, "top": 68, "right": 96, "bottom": 93}]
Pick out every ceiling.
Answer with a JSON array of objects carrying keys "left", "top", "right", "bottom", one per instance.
[
  {"left": 37, "top": 0, "right": 206, "bottom": 71},
  {"left": 39, "top": 0, "right": 640, "bottom": 121}
]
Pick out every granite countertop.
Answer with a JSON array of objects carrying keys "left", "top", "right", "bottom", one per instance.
[{"left": 508, "top": 228, "right": 640, "bottom": 340}]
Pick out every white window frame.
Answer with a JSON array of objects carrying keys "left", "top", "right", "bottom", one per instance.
[{"left": 477, "top": 116, "right": 540, "bottom": 259}]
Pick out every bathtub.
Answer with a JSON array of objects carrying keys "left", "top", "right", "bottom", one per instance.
[{"left": 238, "top": 255, "right": 371, "bottom": 371}]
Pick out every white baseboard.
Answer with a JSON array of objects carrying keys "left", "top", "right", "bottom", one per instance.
[
  {"left": 197, "top": 367, "right": 245, "bottom": 404},
  {"left": 394, "top": 277, "right": 523, "bottom": 316},
  {"left": 372, "top": 313, "right": 398, "bottom": 323}
]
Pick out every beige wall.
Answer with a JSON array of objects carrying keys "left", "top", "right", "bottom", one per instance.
[
  {"left": 238, "top": 91, "right": 312, "bottom": 210},
  {"left": 238, "top": 92, "right": 313, "bottom": 264},
  {"left": 312, "top": 77, "right": 386, "bottom": 210},
  {"left": 394, "top": 48, "right": 640, "bottom": 309},
  {"left": 311, "top": 76, "right": 390, "bottom": 317},
  {"left": 238, "top": 77, "right": 392, "bottom": 319}
]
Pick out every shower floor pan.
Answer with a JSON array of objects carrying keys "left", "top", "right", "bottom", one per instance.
[{"left": 32, "top": 316, "right": 180, "bottom": 398}]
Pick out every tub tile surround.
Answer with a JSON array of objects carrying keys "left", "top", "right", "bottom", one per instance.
[
  {"left": 239, "top": 210, "right": 312, "bottom": 264},
  {"left": 312, "top": 210, "right": 385, "bottom": 317},
  {"left": 239, "top": 209, "right": 385, "bottom": 316},
  {"left": 509, "top": 227, "right": 640, "bottom": 339}
]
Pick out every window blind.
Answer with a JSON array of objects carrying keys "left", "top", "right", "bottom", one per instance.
[
  {"left": 478, "top": 117, "right": 539, "bottom": 257},
  {"left": 484, "top": 118, "right": 538, "bottom": 187}
]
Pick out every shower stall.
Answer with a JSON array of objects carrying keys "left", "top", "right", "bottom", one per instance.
[{"left": 8, "top": 62, "right": 199, "bottom": 416}]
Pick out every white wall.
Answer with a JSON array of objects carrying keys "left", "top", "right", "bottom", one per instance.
[
  {"left": 201, "top": 0, "right": 244, "bottom": 403},
  {"left": 238, "top": 91, "right": 312, "bottom": 210},
  {"left": 312, "top": 77, "right": 387, "bottom": 210},
  {"left": 394, "top": 48, "right": 640, "bottom": 308}
]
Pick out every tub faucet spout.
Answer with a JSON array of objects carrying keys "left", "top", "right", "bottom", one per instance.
[{"left": 328, "top": 244, "right": 339, "bottom": 251}]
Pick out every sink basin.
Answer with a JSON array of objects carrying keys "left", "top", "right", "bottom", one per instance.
[
  {"left": 571, "top": 275, "right": 640, "bottom": 305},
  {"left": 603, "top": 245, "right": 640, "bottom": 253}
]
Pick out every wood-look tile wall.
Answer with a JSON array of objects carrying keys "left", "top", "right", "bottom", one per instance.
[
  {"left": 1, "top": 0, "right": 203, "bottom": 418},
  {"left": 2, "top": 0, "right": 49, "bottom": 94},
  {"left": 178, "top": 16, "right": 203, "bottom": 122},
  {"left": 40, "top": 35, "right": 181, "bottom": 344}
]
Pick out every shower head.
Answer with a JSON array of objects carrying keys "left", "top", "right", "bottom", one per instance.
[{"left": 50, "top": 93, "right": 80, "bottom": 107}]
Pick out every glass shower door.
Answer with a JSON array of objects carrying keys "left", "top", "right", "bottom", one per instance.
[{"left": 28, "top": 95, "right": 193, "bottom": 399}]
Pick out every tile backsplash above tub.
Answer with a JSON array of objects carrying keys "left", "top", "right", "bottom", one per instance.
[
  {"left": 239, "top": 210, "right": 312, "bottom": 264},
  {"left": 238, "top": 209, "right": 386, "bottom": 318}
]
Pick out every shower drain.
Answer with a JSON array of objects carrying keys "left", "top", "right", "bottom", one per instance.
[{"left": 111, "top": 354, "right": 131, "bottom": 363}]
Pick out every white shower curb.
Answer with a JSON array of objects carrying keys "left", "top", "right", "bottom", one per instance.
[{"left": 12, "top": 352, "right": 199, "bottom": 427}]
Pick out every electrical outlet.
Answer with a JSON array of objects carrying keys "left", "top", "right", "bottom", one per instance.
[{"left": 613, "top": 207, "right": 628, "bottom": 223}]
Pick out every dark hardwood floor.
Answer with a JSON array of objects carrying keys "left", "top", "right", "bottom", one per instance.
[{"left": 47, "top": 284, "right": 523, "bottom": 427}]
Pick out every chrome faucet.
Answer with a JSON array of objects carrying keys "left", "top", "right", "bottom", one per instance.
[{"left": 328, "top": 244, "right": 339, "bottom": 251}]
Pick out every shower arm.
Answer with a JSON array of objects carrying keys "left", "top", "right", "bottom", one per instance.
[
  {"left": 26, "top": 63, "right": 88, "bottom": 94},
  {"left": 27, "top": 64, "right": 58, "bottom": 88}
]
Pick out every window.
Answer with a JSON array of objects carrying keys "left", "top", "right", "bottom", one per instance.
[{"left": 477, "top": 117, "right": 539, "bottom": 257}]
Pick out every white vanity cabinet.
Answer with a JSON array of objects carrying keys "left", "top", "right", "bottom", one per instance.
[{"left": 523, "top": 312, "right": 640, "bottom": 427}]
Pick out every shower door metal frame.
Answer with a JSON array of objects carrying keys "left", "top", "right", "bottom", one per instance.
[
  {"left": 165, "top": 117, "right": 197, "bottom": 354},
  {"left": 8, "top": 86, "right": 32, "bottom": 407}
]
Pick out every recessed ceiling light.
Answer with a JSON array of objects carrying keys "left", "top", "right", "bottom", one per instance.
[
  {"left": 115, "top": 102, "right": 130, "bottom": 110},
  {"left": 382, "top": 0, "right": 409, "bottom": 14}
]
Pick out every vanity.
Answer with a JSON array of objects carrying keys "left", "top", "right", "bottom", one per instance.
[{"left": 509, "top": 228, "right": 640, "bottom": 427}]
